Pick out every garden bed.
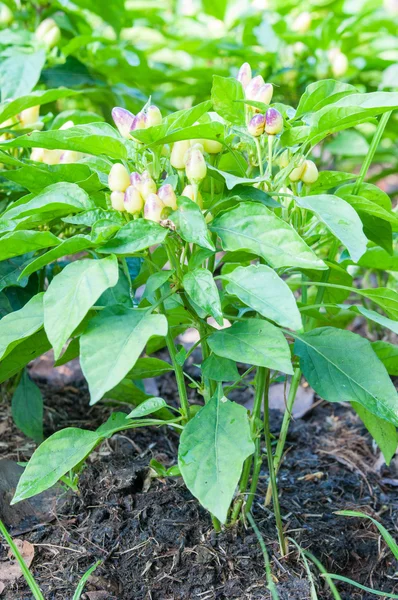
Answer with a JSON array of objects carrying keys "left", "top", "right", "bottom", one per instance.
[{"left": 1, "top": 372, "right": 397, "bottom": 600}]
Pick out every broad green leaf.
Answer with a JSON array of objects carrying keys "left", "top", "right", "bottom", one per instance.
[
  {"left": 202, "top": 0, "right": 228, "bottom": 19},
  {"left": 0, "top": 329, "right": 51, "bottom": 384},
  {"left": 142, "top": 270, "right": 173, "bottom": 303},
  {"left": 356, "top": 246, "right": 398, "bottom": 271},
  {"left": 211, "top": 203, "right": 326, "bottom": 270},
  {"left": 170, "top": 196, "right": 215, "bottom": 251},
  {"left": 96, "top": 412, "right": 134, "bottom": 438},
  {"left": 0, "top": 293, "right": 44, "bottom": 360},
  {"left": 0, "top": 255, "right": 31, "bottom": 291},
  {"left": 295, "top": 80, "right": 358, "bottom": 117},
  {"left": 127, "top": 357, "right": 173, "bottom": 379},
  {"left": 352, "top": 403, "right": 397, "bottom": 466},
  {"left": 0, "top": 123, "right": 129, "bottom": 159},
  {"left": 202, "top": 354, "right": 240, "bottom": 382},
  {"left": 104, "top": 379, "right": 173, "bottom": 420},
  {"left": 44, "top": 256, "right": 119, "bottom": 359},
  {"left": 223, "top": 264, "right": 302, "bottom": 330},
  {"left": 178, "top": 394, "right": 254, "bottom": 523},
  {"left": 211, "top": 75, "right": 245, "bottom": 125},
  {"left": 358, "top": 287, "right": 398, "bottom": 320},
  {"left": 338, "top": 183, "right": 392, "bottom": 212},
  {"left": 63, "top": 209, "right": 124, "bottom": 227},
  {"left": 340, "top": 304, "right": 398, "bottom": 335},
  {"left": 3, "top": 183, "right": 93, "bottom": 223},
  {"left": 126, "top": 397, "right": 168, "bottom": 419},
  {"left": 11, "top": 369, "right": 43, "bottom": 444},
  {"left": 371, "top": 341, "right": 398, "bottom": 376},
  {"left": 294, "top": 327, "right": 398, "bottom": 426},
  {"left": 226, "top": 184, "right": 280, "bottom": 208},
  {"left": 327, "top": 130, "right": 369, "bottom": 156},
  {"left": 20, "top": 235, "right": 93, "bottom": 279},
  {"left": 183, "top": 268, "right": 223, "bottom": 326},
  {"left": 208, "top": 165, "right": 270, "bottom": 191},
  {"left": 338, "top": 194, "right": 398, "bottom": 227},
  {"left": 54, "top": 337, "right": 80, "bottom": 367},
  {"left": 0, "top": 88, "right": 77, "bottom": 124},
  {"left": 0, "top": 48, "right": 46, "bottom": 101},
  {"left": 208, "top": 319, "right": 293, "bottom": 374},
  {"left": 97, "top": 219, "right": 168, "bottom": 255},
  {"left": 12, "top": 428, "right": 101, "bottom": 504},
  {"left": 308, "top": 92, "right": 398, "bottom": 145},
  {"left": 71, "top": 0, "right": 124, "bottom": 31},
  {"left": 309, "top": 171, "right": 354, "bottom": 194},
  {"left": 0, "top": 230, "right": 60, "bottom": 261},
  {"left": 2, "top": 163, "right": 104, "bottom": 194},
  {"left": 80, "top": 306, "right": 168, "bottom": 404},
  {"left": 295, "top": 195, "right": 368, "bottom": 263},
  {"left": 144, "top": 122, "right": 224, "bottom": 148}
]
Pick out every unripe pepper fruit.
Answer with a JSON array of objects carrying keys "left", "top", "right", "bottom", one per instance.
[
  {"left": 124, "top": 186, "right": 144, "bottom": 214},
  {"left": 144, "top": 193, "right": 165, "bottom": 222},
  {"left": 111, "top": 191, "right": 125, "bottom": 212},
  {"left": 108, "top": 163, "right": 130, "bottom": 193},
  {"left": 158, "top": 184, "right": 177, "bottom": 210},
  {"left": 171, "top": 140, "right": 191, "bottom": 170}
]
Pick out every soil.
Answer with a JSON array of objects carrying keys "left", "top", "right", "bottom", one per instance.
[{"left": 1, "top": 372, "right": 398, "bottom": 600}]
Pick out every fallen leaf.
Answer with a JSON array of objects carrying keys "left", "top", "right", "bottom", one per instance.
[
  {"left": 0, "top": 581, "right": 5, "bottom": 595},
  {"left": 0, "top": 539, "right": 34, "bottom": 588},
  {"left": 298, "top": 471, "right": 324, "bottom": 482}
]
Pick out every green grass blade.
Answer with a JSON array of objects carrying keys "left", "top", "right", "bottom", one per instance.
[
  {"left": 246, "top": 512, "right": 280, "bottom": 600},
  {"left": 303, "top": 549, "right": 342, "bottom": 600},
  {"left": 289, "top": 538, "right": 318, "bottom": 600},
  {"left": 325, "top": 574, "right": 398, "bottom": 598},
  {"left": 72, "top": 560, "right": 102, "bottom": 600},
  {"left": 0, "top": 520, "right": 45, "bottom": 600},
  {"left": 337, "top": 510, "right": 398, "bottom": 560}
]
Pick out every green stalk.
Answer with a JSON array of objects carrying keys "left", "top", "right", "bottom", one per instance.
[
  {"left": 245, "top": 368, "right": 270, "bottom": 515},
  {"left": 353, "top": 111, "right": 392, "bottom": 195},
  {"left": 267, "top": 134, "right": 274, "bottom": 177},
  {"left": 264, "top": 367, "right": 301, "bottom": 507},
  {"left": 254, "top": 136, "right": 264, "bottom": 177},
  {"left": 263, "top": 368, "right": 288, "bottom": 556},
  {"left": 0, "top": 520, "right": 45, "bottom": 600}
]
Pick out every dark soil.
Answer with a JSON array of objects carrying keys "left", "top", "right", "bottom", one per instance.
[{"left": 1, "top": 374, "right": 398, "bottom": 600}]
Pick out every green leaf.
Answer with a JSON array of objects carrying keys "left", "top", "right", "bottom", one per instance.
[
  {"left": 0, "top": 255, "right": 31, "bottom": 291},
  {"left": 71, "top": 0, "right": 125, "bottom": 31},
  {"left": 211, "top": 75, "right": 245, "bottom": 125},
  {"left": 127, "top": 357, "right": 173, "bottom": 379},
  {"left": 371, "top": 341, "right": 398, "bottom": 376},
  {"left": 308, "top": 92, "right": 398, "bottom": 145},
  {"left": 0, "top": 48, "right": 46, "bottom": 101},
  {"left": 295, "top": 195, "right": 368, "bottom": 263},
  {"left": 295, "top": 79, "right": 358, "bottom": 117},
  {"left": 226, "top": 184, "right": 280, "bottom": 208},
  {"left": 309, "top": 171, "right": 354, "bottom": 194},
  {"left": 0, "top": 123, "right": 129, "bottom": 159},
  {"left": 183, "top": 268, "right": 223, "bottom": 326},
  {"left": 126, "top": 397, "right": 168, "bottom": 419},
  {"left": 96, "top": 412, "right": 134, "bottom": 438},
  {"left": 20, "top": 235, "right": 93, "bottom": 279},
  {"left": 294, "top": 327, "right": 398, "bottom": 426},
  {"left": 352, "top": 403, "right": 397, "bottom": 466},
  {"left": 356, "top": 246, "right": 398, "bottom": 271},
  {"left": 11, "top": 370, "right": 43, "bottom": 444},
  {"left": 3, "top": 183, "right": 93, "bottom": 224},
  {"left": 208, "top": 165, "right": 270, "bottom": 191},
  {"left": 11, "top": 428, "right": 101, "bottom": 504},
  {"left": 202, "top": 354, "right": 240, "bottom": 382},
  {"left": 358, "top": 287, "right": 398, "bottom": 320},
  {"left": 211, "top": 203, "right": 326, "bottom": 270},
  {"left": 341, "top": 304, "right": 398, "bottom": 335},
  {"left": 2, "top": 163, "right": 104, "bottom": 194},
  {"left": 80, "top": 306, "right": 168, "bottom": 404},
  {"left": 44, "top": 256, "right": 119, "bottom": 359},
  {"left": 170, "top": 196, "right": 215, "bottom": 251},
  {"left": 97, "top": 219, "right": 168, "bottom": 255},
  {"left": 0, "top": 293, "right": 44, "bottom": 360},
  {"left": 208, "top": 319, "right": 293, "bottom": 374},
  {"left": 0, "top": 230, "right": 60, "bottom": 261},
  {"left": 223, "top": 264, "right": 302, "bottom": 330},
  {"left": 179, "top": 394, "right": 254, "bottom": 523},
  {"left": 142, "top": 270, "right": 173, "bottom": 302},
  {"left": 54, "top": 337, "right": 80, "bottom": 367},
  {"left": 0, "top": 88, "right": 77, "bottom": 124},
  {"left": 338, "top": 194, "right": 398, "bottom": 227},
  {"left": 0, "top": 329, "right": 51, "bottom": 384}
]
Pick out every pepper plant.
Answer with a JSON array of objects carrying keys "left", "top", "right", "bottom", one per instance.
[{"left": 1, "top": 65, "right": 398, "bottom": 553}]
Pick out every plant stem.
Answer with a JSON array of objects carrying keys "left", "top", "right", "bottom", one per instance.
[
  {"left": 264, "top": 367, "right": 301, "bottom": 507},
  {"left": 199, "top": 322, "right": 214, "bottom": 401},
  {"left": 263, "top": 368, "right": 288, "bottom": 556},
  {"left": 254, "top": 136, "right": 264, "bottom": 177},
  {"left": 245, "top": 368, "right": 269, "bottom": 515},
  {"left": 267, "top": 134, "right": 274, "bottom": 177},
  {"left": 353, "top": 111, "right": 391, "bottom": 195}
]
